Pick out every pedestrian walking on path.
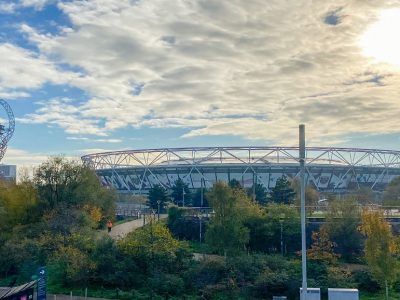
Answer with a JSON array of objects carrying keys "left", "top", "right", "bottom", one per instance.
[{"left": 107, "top": 220, "right": 113, "bottom": 233}]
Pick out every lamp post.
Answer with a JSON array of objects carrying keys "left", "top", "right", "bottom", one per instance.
[
  {"left": 300, "top": 124, "right": 308, "bottom": 300},
  {"left": 201, "top": 178, "right": 204, "bottom": 208},
  {"left": 279, "top": 213, "right": 285, "bottom": 256},
  {"left": 199, "top": 212, "right": 203, "bottom": 243},
  {"left": 182, "top": 187, "right": 186, "bottom": 207},
  {"left": 157, "top": 200, "right": 161, "bottom": 221}
]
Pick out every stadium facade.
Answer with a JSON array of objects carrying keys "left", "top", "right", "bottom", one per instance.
[{"left": 81, "top": 147, "right": 400, "bottom": 195}]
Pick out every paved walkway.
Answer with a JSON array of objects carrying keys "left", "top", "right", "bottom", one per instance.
[
  {"left": 49, "top": 294, "right": 113, "bottom": 300},
  {"left": 108, "top": 214, "right": 168, "bottom": 239}
]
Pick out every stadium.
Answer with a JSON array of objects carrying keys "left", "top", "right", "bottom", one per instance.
[{"left": 81, "top": 146, "right": 400, "bottom": 195}]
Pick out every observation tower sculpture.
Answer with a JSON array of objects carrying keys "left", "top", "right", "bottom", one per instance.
[{"left": 0, "top": 99, "right": 15, "bottom": 162}]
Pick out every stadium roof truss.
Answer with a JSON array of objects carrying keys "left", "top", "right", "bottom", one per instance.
[{"left": 81, "top": 147, "right": 400, "bottom": 194}]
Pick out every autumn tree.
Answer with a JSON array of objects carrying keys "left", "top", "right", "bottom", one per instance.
[
  {"left": 307, "top": 227, "right": 338, "bottom": 264},
  {"left": 360, "top": 209, "right": 399, "bottom": 300}
]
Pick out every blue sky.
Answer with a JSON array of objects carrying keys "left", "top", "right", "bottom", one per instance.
[{"left": 1, "top": 0, "right": 400, "bottom": 168}]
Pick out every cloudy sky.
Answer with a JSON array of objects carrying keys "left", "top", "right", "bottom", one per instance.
[{"left": 1, "top": 0, "right": 400, "bottom": 167}]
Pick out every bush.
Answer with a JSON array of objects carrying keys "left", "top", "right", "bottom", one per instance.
[{"left": 353, "top": 269, "right": 380, "bottom": 293}]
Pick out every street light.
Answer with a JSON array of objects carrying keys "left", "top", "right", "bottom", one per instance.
[
  {"left": 157, "top": 200, "right": 161, "bottom": 221},
  {"left": 279, "top": 213, "right": 285, "bottom": 256},
  {"left": 182, "top": 187, "right": 186, "bottom": 207},
  {"left": 299, "top": 124, "right": 308, "bottom": 300},
  {"left": 198, "top": 211, "right": 203, "bottom": 243}
]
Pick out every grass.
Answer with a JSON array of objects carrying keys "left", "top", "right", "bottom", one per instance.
[{"left": 360, "top": 291, "right": 400, "bottom": 300}]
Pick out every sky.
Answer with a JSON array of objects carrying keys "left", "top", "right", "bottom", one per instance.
[{"left": 1, "top": 0, "right": 400, "bottom": 168}]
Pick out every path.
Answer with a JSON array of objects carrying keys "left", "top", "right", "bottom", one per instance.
[{"left": 108, "top": 214, "right": 168, "bottom": 239}]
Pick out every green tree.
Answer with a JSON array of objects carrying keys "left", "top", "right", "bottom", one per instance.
[
  {"left": 48, "top": 245, "right": 95, "bottom": 285},
  {"left": 118, "top": 221, "right": 190, "bottom": 287},
  {"left": 192, "top": 188, "right": 209, "bottom": 207},
  {"left": 383, "top": 176, "right": 400, "bottom": 206},
  {"left": 353, "top": 186, "right": 375, "bottom": 206},
  {"left": 360, "top": 209, "right": 400, "bottom": 300},
  {"left": 228, "top": 179, "right": 243, "bottom": 190},
  {"left": 148, "top": 184, "right": 168, "bottom": 210},
  {"left": 34, "top": 157, "right": 116, "bottom": 223},
  {"left": 0, "top": 179, "right": 38, "bottom": 229},
  {"left": 205, "top": 182, "right": 251, "bottom": 257},
  {"left": 170, "top": 178, "right": 192, "bottom": 206},
  {"left": 119, "top": 222, "right": 182, "bottom": 258},
  {"left": 268, "top": 176, "right": 295, "bottom": 204},
  {"left": 324, "top": 199, "right": 362, "bottom": 261},
  {"left": 291, "top": 178, "right": 319, "bottom": 214},
  {"left": 247, "top": 183, "right": 268, "bottom": 205},
  {"left": 246, "top": 203, "right": 301, "bottom": 254}
]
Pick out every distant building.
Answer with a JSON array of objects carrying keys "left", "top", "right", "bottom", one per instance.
[{"left": 0, "top": 164, "right": 16, "bottom": 183}]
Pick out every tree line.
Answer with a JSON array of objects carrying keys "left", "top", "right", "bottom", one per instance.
[{"left": 2, "top": 158, "right": 400, "bottom": 299}]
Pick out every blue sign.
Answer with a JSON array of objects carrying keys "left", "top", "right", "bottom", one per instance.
[{"left": 37, "top": 266, "right": 47, "bottom": 300}]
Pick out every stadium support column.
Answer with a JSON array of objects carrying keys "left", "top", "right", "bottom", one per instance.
[{"left": 299, "top": 124, "right": 307, "bottom": 300}]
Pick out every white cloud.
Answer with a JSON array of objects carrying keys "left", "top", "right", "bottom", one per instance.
[
  {"left": 0, "top": 0, "right": 53, "bottom": 13},
  {"left": 12, "top": 0, "right": 400, "bottom": 144},
  {"left": 0, "top": 43, "right": 75, "bottom": 91},
  {"left": 66, "top": 136, "right": 122, "bottom": 143},
  {"left": 79, "top": 148, "right": 120, "bottom": 155},
  {"left": 2, "top": 147, "right": 53, "bottom": 166},
  {"left": 0, "top": 3, "right": 17, "bottom": 13}
]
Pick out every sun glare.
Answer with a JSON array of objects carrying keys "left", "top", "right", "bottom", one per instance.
[{"left": 360, "top": 9, "right": 400, "bottom": 68}]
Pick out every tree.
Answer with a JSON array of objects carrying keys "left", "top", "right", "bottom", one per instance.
[
  {"left": 323, "top": 199, "right": 362, "bottom": 261},
  {"left": 353, "top": 187, "right": 375, "bottom": 206},
  {"left": 307, "top": 227, "right": 338, "bottom": 264},
  {"left": 148, "top": 184, "right": 168, "bottom": 210},
  {"left": 228, "top": 179, "right": 243, "bottom": 190},
  {"left": 268, "top": 176, "right": 295, "bottom": 204},
  {"left": 34, "top": 157, "right": 116, "bottom": 221},
  {"left": 246, "top": 203, "right": 301, "bottom": 254},
  {"left": 192, "top": 188, "right": 209, "bottom": 207},
  {"left": 383, "top": 176, "right": 400, "bottom": 206},
  {"left": 205, "top": 182, "right": 251, "bottom": 257},
  {"left": 0, "top": 179, "right": 38, "bottom": 229},
  {"left": 291, "top": 178, "right": 319, "bottom": 213},
  {"left": 360, "top": 208, "right": 400, "bottom": 300},
  {"left": 170, "top": 178, "right": 192, "bottom": 206},
  {"left": 118, "top": 221, "right": 189, "bottom": 284},
  {"left": 247, "top": 183, "right": 268, "bottom": 206}
]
